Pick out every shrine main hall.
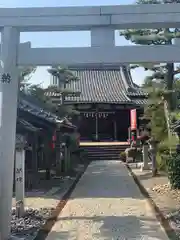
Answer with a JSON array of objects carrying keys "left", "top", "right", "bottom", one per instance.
[{"left": 47, "top": 64, "right": 147, "bottom": 142}]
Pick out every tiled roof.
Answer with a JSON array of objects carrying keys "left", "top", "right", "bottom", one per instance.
[
  {"left": 47, "top": 65, "right": 147, "bottom": 105},
  {"left": 19, "top": 99, "right": 61, "bottom": 124},
  {"left": 132, "top": 98, "right": 148, "bottom": 105},
  {"left": 66, "top": 69, "right": 131, "bottom": 103},
  {"left": 126, "top": 88, "right": 148, "bottom": 97},
  {"left": 17, "top": 118, "right": 39, "bottom": 132},
  {"left": 18, "top": 94, "right": 76, "bottom": 129},
  {"left": 18, "top": 93, "right": 64, "bottom": 125}
]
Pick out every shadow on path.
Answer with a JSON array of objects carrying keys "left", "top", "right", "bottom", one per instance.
[{"left": 48, "top": 215, "right": 166, "bottom": 239}]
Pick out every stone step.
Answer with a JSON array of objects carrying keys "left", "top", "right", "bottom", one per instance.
[
  {"left": 81, "top": 145, "right": 127, "bottom": 149},
  {"left": 87, "top": 154, "right": 120, "bottom": 158},
  {"left": 88, "top": 157, "right": 120, "bottom": 160},
  {"left": 87, "top": 152, "right": 119, "bottom": 155},
  {"left": 81, "top": 148, "right": 126, "bottom": 153},
  {"left": 87, "top": 153, "right": 119, "bottom": 156},
  {"left": 88, "top": 155, "right": 119, "bottom": 159},
  {"left": 82, "top": 148, "right": 125, "bottom": 151},
  {"left": 80, "top": 144, "right": 128, "bottom": 161}
]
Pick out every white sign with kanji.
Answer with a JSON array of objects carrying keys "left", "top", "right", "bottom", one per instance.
[{"left": 15, "top": 148, "right": 25, "bottom": 209}]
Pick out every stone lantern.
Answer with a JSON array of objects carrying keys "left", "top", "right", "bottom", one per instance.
[
  {"left": 138, "top": 133, "right": 150, "bottom": 170},
  {"left": 148, "top": 137, "right": 159, "bottom": 177}
]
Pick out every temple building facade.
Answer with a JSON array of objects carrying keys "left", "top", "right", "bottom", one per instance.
[{"left": 47, "top": 64, "right": 148, "bottom": 142}]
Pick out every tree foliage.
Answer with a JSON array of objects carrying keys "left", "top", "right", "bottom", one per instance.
[
  {"left": 18, "top": 67, "right": 57, "bottom": 113},
  {"left": 120, "top": 0, "right": 180, "bottom": 97},
  {"left": 120, "top": 0, "right": 180, "bottom": 183},
  {"left": 47, "top": 66, "right": 81, "bottom": 118},
  {"left": 143, "top": 88, "right": 168, "bottom": 141},
  {"left": 167, "top": 152, "right": 180, "bottom": 189},
  {"left": 19, "top": 67, "right": 37, "bottom": 92}
]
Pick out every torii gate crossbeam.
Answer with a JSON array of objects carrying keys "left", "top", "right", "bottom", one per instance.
[
  {"left": 1, "top": 4, "right": 180, "bottom": 239},
  {"left": 0, "top": 4, "right": 180, "bottom": 30},
  {"left": 19, "top": 45, "right": 180, "bottom": 65}
]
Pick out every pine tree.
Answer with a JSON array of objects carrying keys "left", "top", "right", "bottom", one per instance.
[
  {"left": 47, "top": 66, "right": 81, "bottom": 118},
  {"left": 120, "top": 0, "right": 180, "bottom": 109},
  {"left": 19, "top": 67, "right": 37, "bottom": 92},
  {"left": 143, "top": 87, "right": 168, "bottom": 141}
]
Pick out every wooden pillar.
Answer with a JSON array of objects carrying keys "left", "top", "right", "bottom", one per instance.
[
  {"left": 55, "top": 130, "right": 62, "bottom": 175},
  {"left": 114, "top": 119, "right": 117, "bottom": 141},
  {"left": 128, "top": 127, "right": 131, "bottom": 143},
  {"left": 44, "top": 134, "right": 51, "bottom": 180},
  {"left": 64, "top": 146, "right": 70, "bottom": 172},
  {"left": 95, "top": 108, "right": 98, "bottom": 141},
  {"left": 32, "top": 132, "right": 38, "bottom": 186}
]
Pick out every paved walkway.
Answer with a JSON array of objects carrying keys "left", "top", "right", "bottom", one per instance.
[{"left": 46, "top": 161, "right": 169, "bottom": 240}]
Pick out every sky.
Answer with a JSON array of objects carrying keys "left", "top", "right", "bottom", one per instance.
[{"left": 0, "top": 0, "right": 150, "bottom": 87}]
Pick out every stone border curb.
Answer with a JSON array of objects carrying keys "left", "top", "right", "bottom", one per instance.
[
  {"left": 126, "top": 164, "right": 178, "bottom": 240},
  {"left": 34, "top": 161, "right": 90, "bottom": 240}
]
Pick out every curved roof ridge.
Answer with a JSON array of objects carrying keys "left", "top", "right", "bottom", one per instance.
[
  {"left": 68, "top": 64, "right": 124, "bottom": 71},
  {"left": 119, "top": 66, "right": 130, "bottom": 90},
  {"left": 48, "top": 65, "right": 147, "bottom": 104}
]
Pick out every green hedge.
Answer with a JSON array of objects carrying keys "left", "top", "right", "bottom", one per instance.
[
  {"left": 166, "top": 153, "right": 180, "bottom": 189},
  {"left": 119, "top": 151, "right": 126, "bottom": 162}
]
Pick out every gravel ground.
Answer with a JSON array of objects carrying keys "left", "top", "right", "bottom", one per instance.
[
  {"left": 11, "top": 208, "right": 55, "bottom": 239},
  {"left": 10, "top": 164, "right": 86, "bottom": 240},
  {"left": 152, "top": 183, "right": 180, "bottom": 236},
  {"left": 167, "top": 209, "right": 180, "bottom": 230},
  {"left": 152, "top": 182, "right": 180, "bottom": 200},
  {"left": 130, "top": 167, "right": 180, "bottom": 239},
  {"left": 46, "top": 161, "right": 169, "bottom": 240}
]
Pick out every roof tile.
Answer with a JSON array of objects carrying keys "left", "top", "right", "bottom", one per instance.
[
  {"left": 66, "top": 69, "right": 132, "bottom": 103},
  {"left": 48, "top": 66, "right": 147, "bottom": 105}
]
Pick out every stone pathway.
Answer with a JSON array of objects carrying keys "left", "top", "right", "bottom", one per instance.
[{"left": 46, "top": 161, "right": 169, "bottom": 240}]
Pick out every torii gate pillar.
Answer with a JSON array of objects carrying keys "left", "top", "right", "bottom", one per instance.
[{"left": 0, "top": 27, "right": 19, "bottom": 239}]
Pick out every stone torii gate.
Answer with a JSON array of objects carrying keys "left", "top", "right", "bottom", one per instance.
[{"left": 1, "top": 3, "right": 180, "bottom": 239}]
